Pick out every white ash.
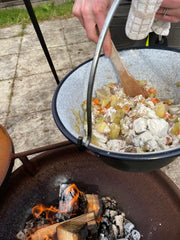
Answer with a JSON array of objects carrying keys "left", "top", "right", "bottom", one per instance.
[
  {"left": 98, "top": 196, "right": 141, "bottom": 240},
  {"left": 16, "top": 215, "right": 51, "bottom": 240}
]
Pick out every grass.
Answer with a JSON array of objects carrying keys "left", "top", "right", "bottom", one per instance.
[{"left": 0, "top": 0, "right": 74, "bottom": 27}]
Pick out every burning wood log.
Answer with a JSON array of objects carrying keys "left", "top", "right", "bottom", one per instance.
[
  {"left": 29, "top": 212, "right": 96, "bottom": 240},
  {"left": 85, "top": 194, "right": 102, "bottom": 219},
  {"left": 57, "top": 211, "right": 96, "bottom": 240},
  {"left": 58, "top": 183, "right": 87, "bottom": 220},
  {"left": 28, "top": 222, "right": 59, "bottom": 240},
  {"left": 57, "top": 223, "right": 88, "bottom": 240}
]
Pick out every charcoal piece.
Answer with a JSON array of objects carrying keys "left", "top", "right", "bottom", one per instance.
[
  {"left": 112, "top": 224, "right": 118, "bottom": 238},
  {"left": 102, "top": 197, "right": 117, "bottom": 210},
  {"left": 58, "top": 183, "right": 87, "bottom": 220},
  {"left": 99, "top": 233, "right": 109, "bottom": 240},
  {"left": 100, "top": 223, "right": 107, "bottom": 230},
  {"left": 109, "top": 210, "right": 118, "bottom": 219},
  {"left": 98, "top": 223, "right": 109, "bottom": 237},
  {"left": 24, "top": 219, "right": 34, "bottom": 229},
  {"left": 108, "top": 224, "right": 117, "bottom": 240},
  {"left": 101, "top": 216, "right": 111, "bottom": 226},
  {"left": 114, "top": 214, "right": 125, "bottom": 237},
  {"left": 130, "top": 229, "right": 141, "bottom": 240},
  {"left": 124, "top": 222, "right": 135, "bottom": 234},
  {"left": 16, "top": 231, "right": 26, "bottom": 240},
  {"left": 104, "top": 209, "right": 110, "bottom": 217}
]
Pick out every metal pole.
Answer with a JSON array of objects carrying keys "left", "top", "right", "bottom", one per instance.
[
  {"left": 86, "top": 0, "right": 122, "bottom": 146},
  {"left": 23, "top": 0, "right": 60, "bottom": 85}
]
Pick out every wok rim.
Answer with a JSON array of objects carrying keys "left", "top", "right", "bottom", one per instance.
[{"left": 52, "top": 47, "right": 180, "bottom": 162}]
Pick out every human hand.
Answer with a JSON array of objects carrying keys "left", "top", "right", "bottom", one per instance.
[
  {"left": 156, "top": 0, "right": 180, "bottom": 23},
  {"left": 72, "top": 0, "right": 114, "bottom": 56}
]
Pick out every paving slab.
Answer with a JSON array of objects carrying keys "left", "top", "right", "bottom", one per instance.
[
  {"left": 9, "top": 69, "right": 70, "bottom": 116},
  {"left": 0, "top": 79, "right": 13, "bottom": 119},
  {"left": 9, "top": 72, "right": 56, "bottom": 116},
  {"left": 162, "top": 157, "right": 180, "bottom": 188},
  {"left": 21, "top": 20, "right": 66, "bottom": 52},
  {"left": 68, "top": 41, "right": 97, "bottom": 67},
  {"left": 16, "top": 46, "right": 71, "bottom": 77},
  {"left": 64, "top": 24, "right": 91, "bottom": 45},
  {"left": 0, "top": 24, "right": 22, "bottom": 39},
  {"left": 6, "top": 110, "right": 66, "bottom": 153},
  {"left": 0, "top": 36, "right": 22, "bottom": 56},
  {"left": 0, "top": 54, "right": 18, "bottom": 80}
]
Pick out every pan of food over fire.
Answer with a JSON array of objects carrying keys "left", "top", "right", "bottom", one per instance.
[
  {"left": 52, "top": 45, "right": 180, "bottom": 172},
  {"left": 52, "top": 0, "right": 180, "bottom": 172}
]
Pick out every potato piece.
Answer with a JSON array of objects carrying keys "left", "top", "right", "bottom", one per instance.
[
  {"left": 103, "top": 86, "right": 111, "bottom": 96},
  {"left": 96, "top": 117, "right": 104, "bottom": 122},
  {"left": 96, "top": 89, "right": 106, "bottom": 99},
  {"left": 171, "top": 121, "right": 180, "bottom": 135},
  {"left": 99, "top": 97, "right": 111, "bottom": 108},
  {"left": 91, "top": 135, "right": 99, "bottom": 146},
  {"left": 155, "top": 102, "right": 166, "bottom": 118},
  {"left": 94, "top": 121, "right": 107, "bottom": 133},
  {"left": 110, "top": 123, "right": 120, "bottom": 139},
  {"left": 110, "top": 95, "right": 118, "bottom": 108},
  {"left": 112, "top": 110, "right": 124, "bottom": 124}
]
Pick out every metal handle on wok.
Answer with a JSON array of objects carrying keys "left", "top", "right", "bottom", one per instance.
[{"left": 85, "top": 0, "right": 122, "bottom": 147}]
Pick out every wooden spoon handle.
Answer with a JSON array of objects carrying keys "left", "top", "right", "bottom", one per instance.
[
  {"left": 110, "top": 41, "right": 149, "bottom": 98},
  {"left": 110, "top": 41, "right": 129, "bottom": 76}
]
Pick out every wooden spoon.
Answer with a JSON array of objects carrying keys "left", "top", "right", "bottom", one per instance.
[{"left": 110, "top": 41, "right": 149, "bottom": 98}]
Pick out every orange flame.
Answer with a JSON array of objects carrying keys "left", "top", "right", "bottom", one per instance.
[
  {"left": 32, "top": 204, "right": 58, "bottom": 220},
  {"left": 26, "top": 184, "right": 83, "bottom": 240}
]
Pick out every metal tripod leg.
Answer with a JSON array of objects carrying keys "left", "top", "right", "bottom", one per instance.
[{"left": 23, "top": 0, "right": 60, "bottom": 85}]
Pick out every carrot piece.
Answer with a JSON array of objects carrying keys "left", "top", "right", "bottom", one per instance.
[
  {"left": 149, "top": 98, "right": 159, "bottom": 105},
  {"left": 93, "top": 98, "right": 99, "bottom": 105},
  {"left": 124, "top": 106, "right": 130, "bottom": 112},
  {"left": 98, "top": 108, "right": 107, "bottom": 114},
  {"left": 106, "top": 104, "right": 111, "bottom": 109},
  {"left": 149, "top": 88, "right": 157, "bottom": 94}
]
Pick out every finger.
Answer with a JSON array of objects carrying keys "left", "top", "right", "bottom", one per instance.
[
  {"left": 72, "top": 1, "right": 85, "bottom": 27},
  {"left": 84, "top": 19, "right": 99, "bottom": 43},
  {"left": 160, "top": 0, "right": 180, "bottom": 9},
  {"left": 95, "top": 13, "right": 112, "bottom": 56},
  {"left": 156, "top": 6, "right": 180, "bottom": 17},
  {"left": 103, "top": 29, "right": 112, "bottom": 57},
  {"left": 155, "top": 13, "right": 180, "bottom": 23},
  {"left": 90, "top": 0, "right": 113, "bottom": 56}
]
